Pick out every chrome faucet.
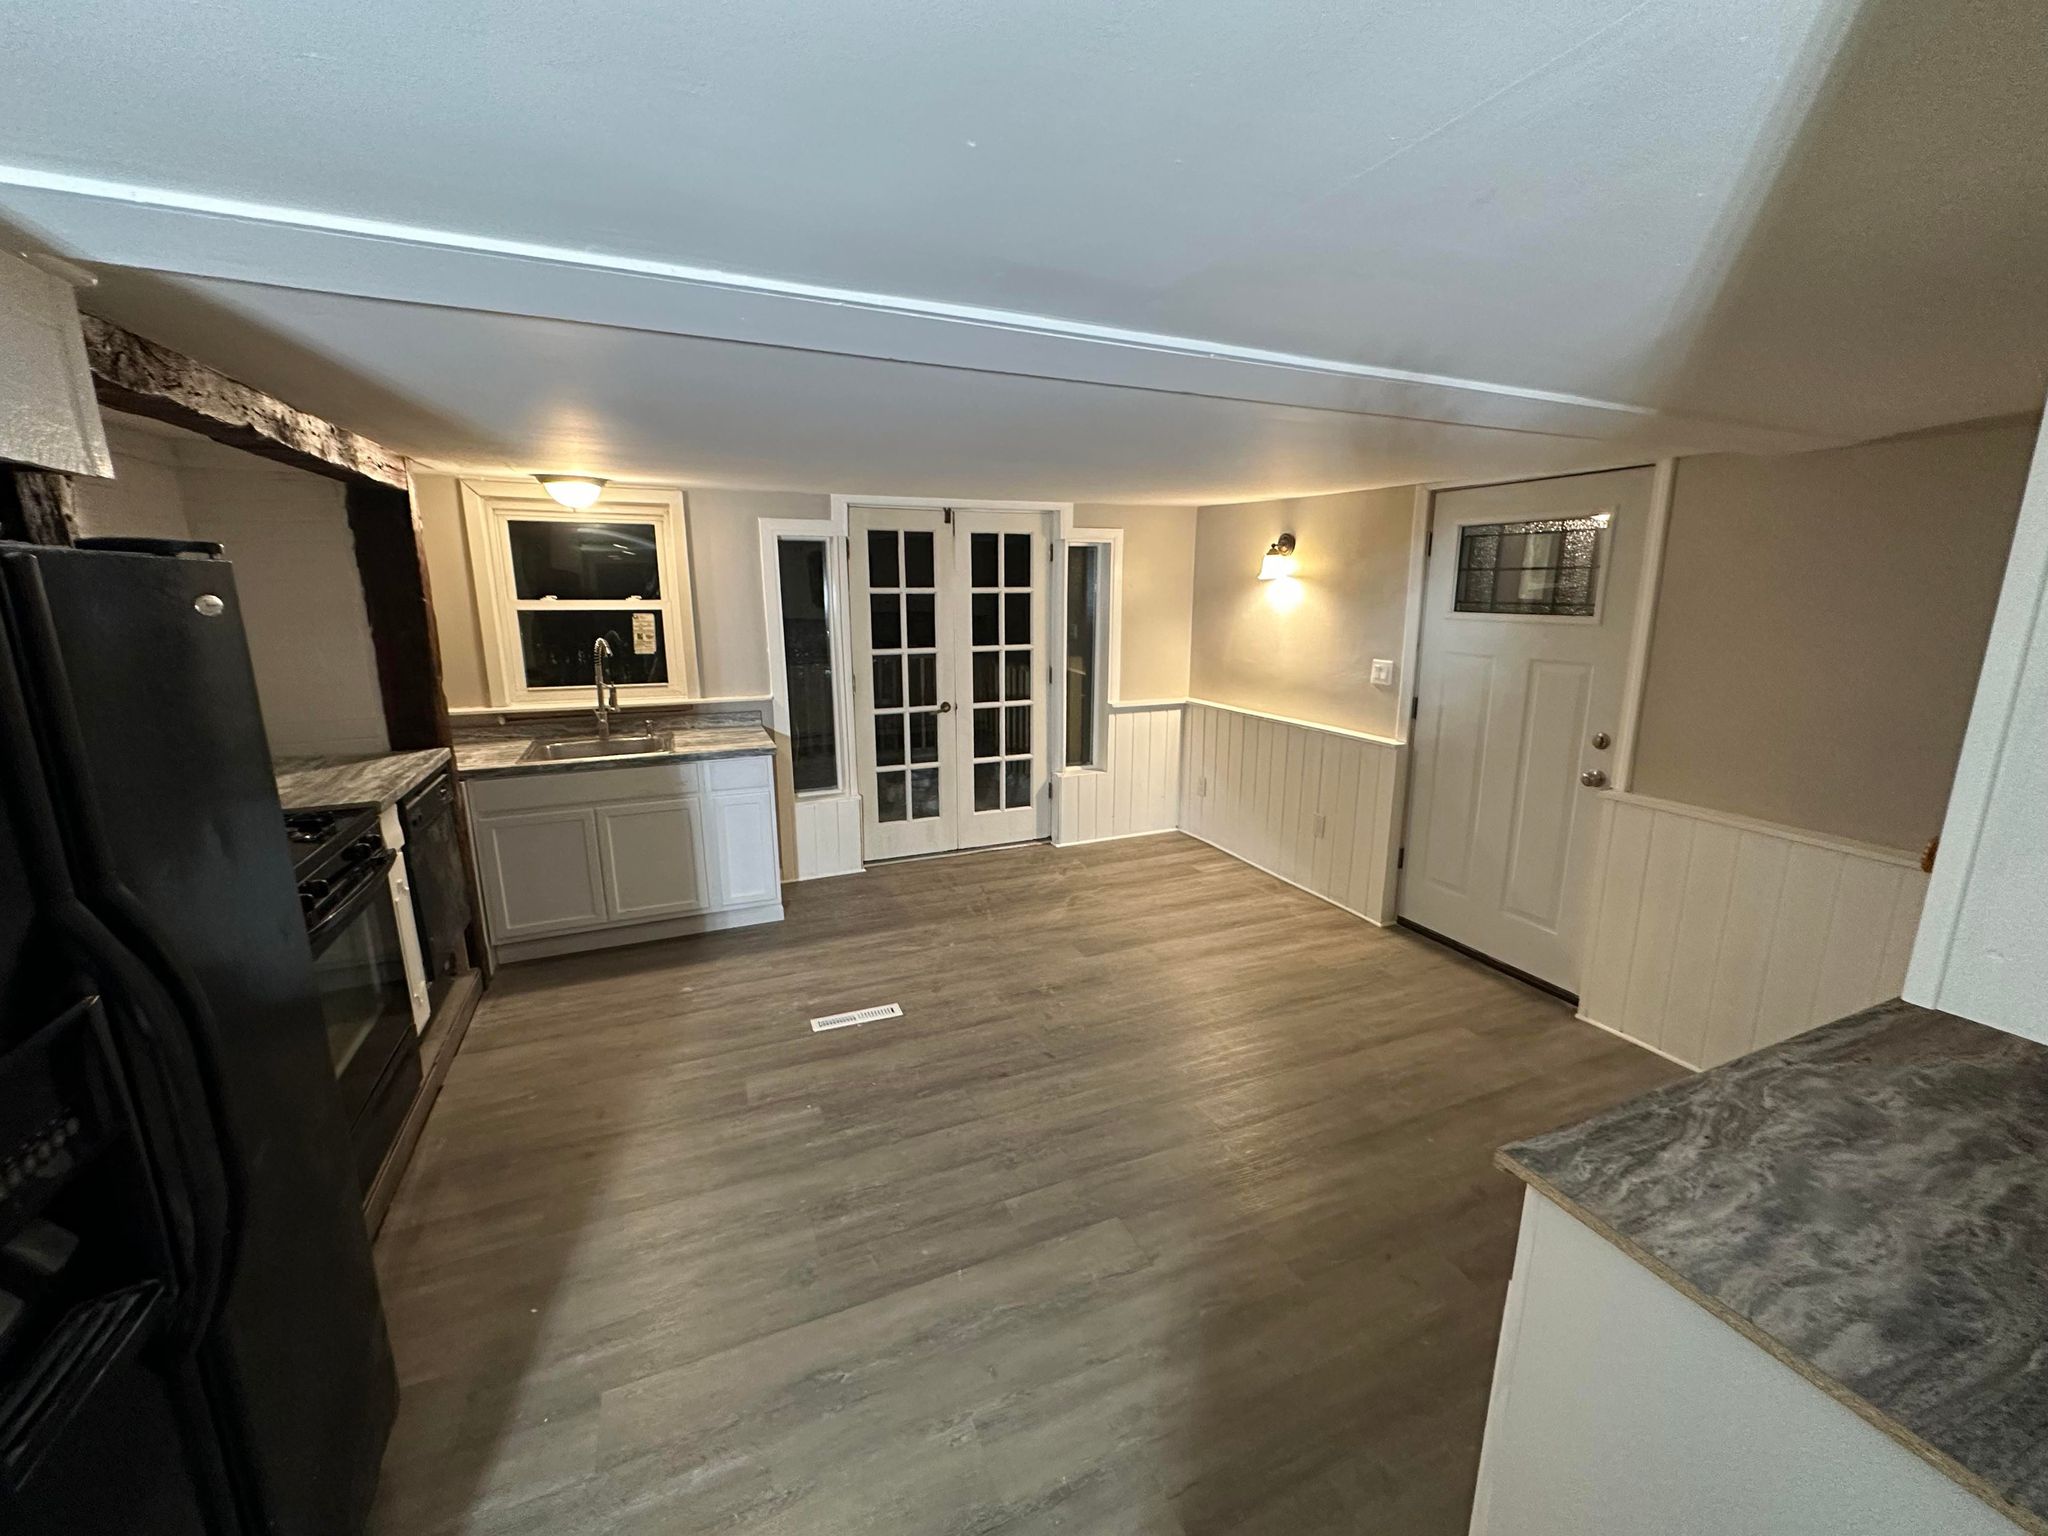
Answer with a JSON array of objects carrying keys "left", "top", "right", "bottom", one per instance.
[{"left": 592, "top": 635, "right": 620, "bottom": 741}]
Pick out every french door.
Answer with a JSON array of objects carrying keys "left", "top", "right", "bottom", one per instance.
[{"left": 851, "top": 506, "right": 1051, "bottom": 860}]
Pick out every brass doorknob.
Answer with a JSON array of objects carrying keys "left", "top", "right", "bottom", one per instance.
[{"left": 1580, "top": 769, "right": 1609, "bottom": 788}]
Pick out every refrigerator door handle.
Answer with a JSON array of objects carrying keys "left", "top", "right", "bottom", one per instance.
[{"left": 0, "top": 564, "right": 243, "bottom": 1342}]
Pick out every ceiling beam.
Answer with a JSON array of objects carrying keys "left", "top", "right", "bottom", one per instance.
[
  {"left": 6, "top": 166, "right": 1837, "bottom": 459},
  {"left": 82, "top": 314, "right": 407, "bottom": 487}
]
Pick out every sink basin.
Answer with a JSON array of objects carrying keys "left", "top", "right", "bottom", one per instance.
[{"left": 521, "top": 732, "right": 668, "bottom": 762}]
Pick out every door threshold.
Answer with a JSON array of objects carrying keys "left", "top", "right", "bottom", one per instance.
[
  {"left": 864, "top": 839, "right": 1050, "bottom": 867},
  {"left": 1396, "top": 918, "right": 1579, "bottom": 1006}
]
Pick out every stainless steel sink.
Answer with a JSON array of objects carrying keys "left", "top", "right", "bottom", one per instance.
[{"left": 520, "top": 732, "right": 668, "bottom": 763}]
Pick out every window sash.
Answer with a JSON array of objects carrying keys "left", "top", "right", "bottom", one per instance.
[
  {"left": 460, "top": 481, "right": 697, "bottom": 706},
  {"left": 1064, "top": 539, "right": 1111, "bottom": 770}
]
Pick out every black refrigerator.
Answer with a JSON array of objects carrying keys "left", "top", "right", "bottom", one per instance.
[{"left": 0, "top": 540, "right": 395, "bottom": 1534}]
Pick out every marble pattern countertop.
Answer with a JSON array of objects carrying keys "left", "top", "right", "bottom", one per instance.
[
  {"left": 1501, "top": 998, "right": 2048, "bottom": 1533},
  {"left": 273, "top": 747, "right": 451, "bottom": 810},
  {"left": 453, "top": 723, "right": 776, "bottom": 779}
]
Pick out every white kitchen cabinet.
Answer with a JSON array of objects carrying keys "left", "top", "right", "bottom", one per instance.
[
  {"left": 465, "top": 753, "right": 782, "bottom": 964},
  {"left": 707, "top": 758, "right": 780, "bottom": 909},
  {"left": 474, "top": 806, "right": 608, "bottom": 940},
  {"left": 597, "top": 797, "right": 710, "bottom": 919}
]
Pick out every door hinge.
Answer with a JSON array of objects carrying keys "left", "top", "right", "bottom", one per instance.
[
  {"left": 944, "top": 507, "right": 953, "bottom": 524},
  {"left": 1410, "top": 695, "right": 1419, "bottom": 721},
  {"left": 1397, "top": 846, "right": 1406, "bottom": 870},
  {"left": 1424, "top": 529, "right": 1434, "bottom": 558}
]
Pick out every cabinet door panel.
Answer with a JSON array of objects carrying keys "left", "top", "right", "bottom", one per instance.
[
  {"left": 476, "top": 807, "right": 606, "bottom": 938},
  {"left": 711, "top": 791, "right": 780, "bottom": 908},
  {"left": 598, "top": 797, "right": 710, "bottom": 919}
]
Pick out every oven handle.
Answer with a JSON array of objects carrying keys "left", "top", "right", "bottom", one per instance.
[{"left": 306, "top": 849, "right": 398, "bottom": 955}]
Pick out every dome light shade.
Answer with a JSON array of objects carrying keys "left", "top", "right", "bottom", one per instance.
[{"left": 535, "top": 474, "right": 607, "bottom": 509}]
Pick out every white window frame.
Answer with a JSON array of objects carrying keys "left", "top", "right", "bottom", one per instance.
[
  {"left": 1060, "top": 527, "right": 1121, "bottom": 772},
  {"left": 459, "top": 478, "right": 700, "bottom": 707},
  {"left": 758, "top": 518, "right": 856, "bottom": 800}
]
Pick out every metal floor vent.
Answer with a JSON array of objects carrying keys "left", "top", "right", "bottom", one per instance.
[{"left": 809, "top": 1003, "right": 904, "bottom": 1033}]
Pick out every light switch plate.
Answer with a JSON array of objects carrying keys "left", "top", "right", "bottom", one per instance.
[{"left": 1370, "top": 658, "right": 1395, "bottom": 687}]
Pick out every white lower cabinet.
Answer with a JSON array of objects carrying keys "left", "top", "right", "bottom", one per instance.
[
  {"left": 598, "top": 798, "right": 709, "bottom": 919},
  {"left": 466, "top": 753, "right": 781, "bottom": 963}
]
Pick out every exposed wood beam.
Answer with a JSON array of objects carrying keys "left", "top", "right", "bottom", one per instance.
[
  {"left": 81, "top": 315, "right": 407, "bottom": 488},
  {"left": 344, "top": 479, "right": 451, "bottom": 750},
  {"left": 1, "top": 466, "right": 81, "bottom": 543}
]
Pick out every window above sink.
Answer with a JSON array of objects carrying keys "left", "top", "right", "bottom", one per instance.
[{"left": 458, "top": 480, "right": 700, "bottom": 708}]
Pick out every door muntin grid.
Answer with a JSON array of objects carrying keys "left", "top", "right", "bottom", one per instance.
[
  {"left": 969, "top": 531, "right": 1036, "bottom": 814},
  {"left": 867, "top": 527, "right": 942, "bottom": 824},
  {"left": 1453, "top": 513, "right": 1610, "bottom": 617}
]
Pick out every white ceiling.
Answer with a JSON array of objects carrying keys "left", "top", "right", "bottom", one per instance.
[{"left": 3, "top": 0, "right": 2042, "bottom": 502}]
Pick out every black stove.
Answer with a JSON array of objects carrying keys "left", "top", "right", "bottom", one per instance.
[
  {"left": 279, "top": 801, "right": 421, "bottom": 1195},
  {"left": 282, "top": 805, "right": 383, "bottom": 922}
]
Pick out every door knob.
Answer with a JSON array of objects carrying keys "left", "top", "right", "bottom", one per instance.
[
  {"left": 1580, "top": 769, "right": 1609, "bottom": 788},
  {"left": 1590, "top": 731, "right": 1611, "bottom": 750},
  {"left": 938, "top": 701, "right": 954, "bottom": 713}
]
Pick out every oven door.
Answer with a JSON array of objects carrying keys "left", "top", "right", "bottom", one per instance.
[{"left": 305, "top": 851, "right": 415, "bottom": 1129}]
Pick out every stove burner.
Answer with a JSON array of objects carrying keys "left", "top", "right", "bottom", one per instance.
[{"left": 284, "top": 809, "right": 344, "bottom": 844}]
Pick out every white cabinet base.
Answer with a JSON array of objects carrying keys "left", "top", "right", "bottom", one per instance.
[
  {"left": 1471, "top": 1189, "right": 2024, "bottom": 1536},
  {"left": 466, "top": 753, "right": 783, "bottom": 966}
]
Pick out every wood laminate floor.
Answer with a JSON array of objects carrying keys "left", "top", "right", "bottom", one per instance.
[{"left": 369, "top": 835, "right": 1680, "bottom": 1536}]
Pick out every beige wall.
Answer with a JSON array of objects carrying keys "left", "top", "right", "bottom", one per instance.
[
  {"left": 79, "top": 417, "right": 388, "bottom": 755},
  {"left": 1188, "top": 485, "right": 1417, "bottom": 738},
  {"left": 1072, "top": 503, "right": 1196, "bottom": 701},
  {"left": 684, "top": 488, "right": 832, "bottom": 697},
  {"left": 413, "top": 473, "right": 491, "bottom": 710},
  {"left": 413, "top": 474, "right": 830, "bottom": 709},
  {"left": 419, "top": 480, "right": 1198, "bottom": 712},
  {"left": 1633, "top": 415, "right": 2039, "bottom": 850}
]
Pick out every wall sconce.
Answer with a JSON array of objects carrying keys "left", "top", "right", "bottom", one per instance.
[
  {"left": 535, "top": 474, "right": 608, "bottom": 509},
  {"left": 1258, "top": 532, "right": 1297, "bottom": 581}
]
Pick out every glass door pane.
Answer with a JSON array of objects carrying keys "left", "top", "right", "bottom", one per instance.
[
  {"left": 954, "top": 512, "right": 1047, "bottom": 848},
  {"left": 852, "top": 511, "right": 955, "bottom": 860}
]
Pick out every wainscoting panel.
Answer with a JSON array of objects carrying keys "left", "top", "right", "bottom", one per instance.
[
  {"left": 1056, "top": 703, "right": 1183, "bottom": 845},
  {"left": 1178, "top": 700, "right": 1404, "bottom": 924},
  {"left": 1580, "top": 794, "right": 1926, "bottom": 1069},
  {"left": 792, "top": 792, "right": 864, "bottom": 881}
]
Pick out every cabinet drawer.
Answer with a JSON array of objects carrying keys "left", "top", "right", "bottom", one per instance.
[
  {"left": 465, "top": 759, "right": 705, "bottom": 814},
  {"left": 706, "top": 755, "right": 772, "bottom": 791}
]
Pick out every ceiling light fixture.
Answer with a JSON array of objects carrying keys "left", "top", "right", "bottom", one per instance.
[
  {"left": 535, "top": 474, "right": 608, "bottom": 509},
  {"left": 1258, "top": 532, "right": 1298, "bottom": 581}
]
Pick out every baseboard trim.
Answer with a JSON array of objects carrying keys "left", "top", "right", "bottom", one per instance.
[
  {"left": 1177, "top": 828, "right": 1390, "bottom": 928},
  {"left": 1576, "top": 1009, "right": 1702, "bottom": 1072},
  {"left": 1053, "top": 826, "right": 1182, "bottom": 850}
]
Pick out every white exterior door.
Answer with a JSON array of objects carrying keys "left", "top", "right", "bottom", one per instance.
[
  {"left": 850, "top": 505, "right": 1052, "bottom": 861},
  {"left": 1401, "top": 467, "right": 1655, "bottom": 993}
]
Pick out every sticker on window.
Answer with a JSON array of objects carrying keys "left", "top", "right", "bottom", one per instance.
[{"left": 632, "top": 612, "right": 657, "bottom": 654}]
